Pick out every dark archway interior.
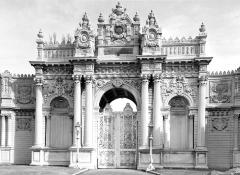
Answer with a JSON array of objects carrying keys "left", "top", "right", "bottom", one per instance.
[{"left": 99, "top": 88, "right": 137, "bottom": 112}]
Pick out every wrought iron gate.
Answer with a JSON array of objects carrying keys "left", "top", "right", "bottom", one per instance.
[{"left": 98, "top": 103, "right": 137, "bottom": 168}]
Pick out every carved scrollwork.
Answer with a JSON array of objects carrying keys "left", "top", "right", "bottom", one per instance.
[
  {"left": 43, "top": 77, "right": 74, "bottom": 102},
  {"left": 162, "top": 75, "right": 194, "bottom": 99}
]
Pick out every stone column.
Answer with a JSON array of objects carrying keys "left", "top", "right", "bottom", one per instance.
[
  {"left": 188, "top": 114, "right": 194, "bottom": 149},
  {"left": 153, "top": 75, "right": 163, "bottom": 148},
  {"left": 233, "top": 113, "right": 240, "bottom": 167},
  {"left": 34, "top": 77, "right": 44, "bottom": 147},
  {"left": 233, "top": 114, "right": 239, "bottom": 151},
  {"left": 1, "top": 115, "right": 6, "bottom": 147},
  {"left": 73, "top": 75, "right": 82, "bottom": 147},
  {"left": 7, "top": 114, "right": 13, "bottom": 147},
  {"left": 140, "top": 74, "right": 149, "bottom": 148},
  {"left": 45, "top": 115, "right": 51, "bottom": 147},
  {"left": 197, "top": 76, "right": 207, "bottom": 149},
  {"left": 84, "top": 75, "right": 93, "bottom": 147},
  {"left": 163, "top": 114, "right": 170, "bottom": 149}
]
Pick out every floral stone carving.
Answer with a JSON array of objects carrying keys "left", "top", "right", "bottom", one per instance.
[
  {"left": 162, "top": 75, "right": 194, "bottom": 103},
  {"left": 43, "top": 77, "right": 73, "bottom": 102},
  {"left": 209, "top": 82, "right": 231, "bottom": 103}
]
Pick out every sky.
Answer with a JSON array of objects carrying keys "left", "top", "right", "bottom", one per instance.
[{"left": 0, "top": 0, "right": 240, "bottom": 74}]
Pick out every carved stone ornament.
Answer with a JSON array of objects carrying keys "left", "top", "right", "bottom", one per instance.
[
  {"left": 112, "top": 79, "right": 123, "bottom": 87},
  {"left": 95, "top": 78, "right": 141, "bottom": 92},
  {"left": 209, "top": 82, "right": 231, "bottom": 103},
  {"left": 16, "top": 84, "right": 34, "bottom": 104},
  {"left": 161, "top": 75, "right": 194, "bottom": 101},
  {"left": 16, "top": 118, "right": 32, "bottom": 131},
  {"left": 43, "top": 77, "right": 74, "bottom": 102},
  {"left": 73, "top": 12, "right": 95, "bottom": 57},
  {"left": 212, "top": 117, "right": 229, "bottom": 131},
  {"left": 141, "top": 10, "right": 162, "bottom": 55}
]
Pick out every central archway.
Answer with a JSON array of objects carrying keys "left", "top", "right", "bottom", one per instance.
[{"left": 97, "top": 87, "right": 138, "bottom": 169}]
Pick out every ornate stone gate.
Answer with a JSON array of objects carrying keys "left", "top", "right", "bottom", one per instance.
[{"left": 98, "top": 103, "right": 137, "bottom": 168}]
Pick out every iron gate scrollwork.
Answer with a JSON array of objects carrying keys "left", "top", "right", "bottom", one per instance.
[{"left": 98, "top": 103, "right": 137, "bottom": 168}]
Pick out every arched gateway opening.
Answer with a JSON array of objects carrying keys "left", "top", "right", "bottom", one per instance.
[{"left": 97, "top": 88, "right": 138, "bottom": 169}]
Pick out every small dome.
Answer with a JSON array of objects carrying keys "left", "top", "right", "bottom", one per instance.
[
  {"left": 37, "top": 29, "right": 43, "bottom": 38},
  {"left": 133, "top": 12, "right": 140, "bottom": 22},
  {"left": 82, "top": 12, "right": 89, "bottom": 22},
  {"left": 98, "top": 13, "right": 104, "bottom": 23},
  {"left": 199, "top": 22, "right": 206, "bottom": 32}
]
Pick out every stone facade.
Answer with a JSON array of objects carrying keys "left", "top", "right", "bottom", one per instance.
[{"left": 0, "top": 2, "right": 239, "bottom": 170}]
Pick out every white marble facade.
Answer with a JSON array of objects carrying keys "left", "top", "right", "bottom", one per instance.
[{"left": 0, "top": 2, "right": 240, "bottom": 170}]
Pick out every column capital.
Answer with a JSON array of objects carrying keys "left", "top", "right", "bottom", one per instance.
[
  {"left": 153, "top": 73, "right": 162, "bottom": 81},
  {"left": 45, "top": 114, "right": 51, "bottom": 120},
  {"left": 198, "top": 75, "right": 208, "bottom": 87},
  {"left": 141, "top": 74, "right": 150, "bottom": 81},
  {"left": 84, "top": 74, "right": 93, "bottom": 82},
  {"left": 1, "top": 113, "right": 11, "bottom": 119},
  {"left": 34, "top": 77, "right": 44, "bottom": 86},
  {"left": 233, "top": 113, "right": 240, "bottom": 119},
  {"left": 163, "top": 114, "right": 169, "bottom": 120},
  {"left": 72, "top": 74, "right": 82, "bottom": 81},
  {"left": 188, "top": 114, "right": 194, "bottom": 119}
]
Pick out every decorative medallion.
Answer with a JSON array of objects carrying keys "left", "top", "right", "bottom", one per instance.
[
  {"left": 212, "top": 117, "right": 229, "bottom": 131},
  {"left": 16, "top": 85, "right": 33, "bottom": 104},
  {"left": 209, "top": 82, "right": 231, "bottom": 103}
]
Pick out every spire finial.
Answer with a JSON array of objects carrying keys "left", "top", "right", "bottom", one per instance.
[
  {"left": 133, "top": 12, "right": 140, "bottom": 22},
  {"left": 199, "top": 22, "right": 206, "bottom": 33},
  {"left": 98, "top": 12, "right": 104, "bottom": 23}
]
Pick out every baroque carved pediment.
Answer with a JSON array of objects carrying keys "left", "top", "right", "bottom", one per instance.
[
  {"left": 161, "top": 75, "right": 196, "bottom": 104},
  {"left": 43, "top": 77, "right": 74, "bottom": 103}
]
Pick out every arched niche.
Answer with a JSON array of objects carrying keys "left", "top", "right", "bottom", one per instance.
[
  {"left": 168, "top": 96, "right": 192, "bottom": 150},
  {"left": 48, "top": 96, "right": 72, "bottom": 149}
]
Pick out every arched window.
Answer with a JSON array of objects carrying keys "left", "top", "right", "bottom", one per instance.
[
  {"left": 169, "top": 96, "right": 190, "bottom": 150},
  {"left": 49, "top": 96, "right": 72, "bottom": 149}
]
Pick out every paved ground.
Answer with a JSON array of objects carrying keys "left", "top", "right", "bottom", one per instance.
[
  {"left": 81, "top": 169, "right": 151, "bottom": 175},
  {"left": 155, "top": 168, "right": 210, "bottom": 175},
  {"left": 0, "top": 165, "right": 81, "bottom": 175}
]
